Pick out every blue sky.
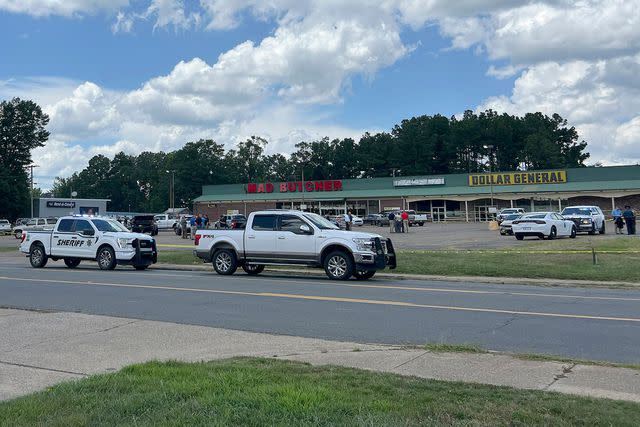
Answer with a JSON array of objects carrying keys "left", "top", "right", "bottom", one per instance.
[{"left": 0, "top": 1, "right": 638, "bottom": 188}]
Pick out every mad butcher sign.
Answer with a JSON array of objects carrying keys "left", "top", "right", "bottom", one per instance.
[{"left": 246, "top": 180, "right": 343, "bottom": 194}]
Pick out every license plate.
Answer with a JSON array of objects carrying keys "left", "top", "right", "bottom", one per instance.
[{"left": 522, "top": 227, "right": 531, "bottom": 231}]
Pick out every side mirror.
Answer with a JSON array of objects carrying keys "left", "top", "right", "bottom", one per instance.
[
  {"left": 82, "top": 229, "right": 95, "bottom": 237},
  {"left": 299, "top": 224, "right": 311, "bottom": 234}
]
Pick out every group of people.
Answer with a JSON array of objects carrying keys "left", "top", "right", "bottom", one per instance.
[
  {"left": 387, "top": 211, "right": 410, "bottom": 233},
  {"left": 612, "top": 206, "right": 636, "bottom": 235},
  {"left": 179, "top": 214, "right": 210, "bottom": 239}
]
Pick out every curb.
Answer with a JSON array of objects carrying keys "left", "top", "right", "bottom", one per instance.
[{"left": 151, "top": 263, "right": 640, "bottom": 288}]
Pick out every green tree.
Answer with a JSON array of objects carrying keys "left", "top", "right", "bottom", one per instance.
[{"left": 0, "top": 98, "right": 49, "bottom": 220}]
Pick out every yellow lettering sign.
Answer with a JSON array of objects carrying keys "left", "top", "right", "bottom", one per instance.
[{"left": 468, "top": 170, "right": 567, "bottom": 186}]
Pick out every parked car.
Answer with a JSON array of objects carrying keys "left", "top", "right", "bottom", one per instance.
[
  {"left": 499, "top": 213, "right": 522, "bottom": 235},
  {"left": 19, "top": 216, "right": 157, "bottom": 270},
  {"left": 194, "top": 210, "right": 396, "bottom": 280},
  {"left": 154, "top": 214, "right": 179, "bottom": 230},
  {"left": 0, "top": 219, "right": 12, "bottom": 234},
  {"left": 130, "top": 215, "right": 158, "bottom": 236},
  {"left": 408, "top": 210, "right": 428, "bottom": 226},
  {"left": 363, "top": 214, "right": 383, "bottom": 225},
  {"left": 13, "top": 217, "right": 57, "bottom": 239},
  {"left": 215, "top": 214, "right": 247, "bottom": 229},
  {"left": 497, "top": 208, "right": 526, "bottom": 223},
  {"left": 512, "top": 212, "right": 577, "bottom": 240},
  {"left": 560, "top": 206, "right": 606, "bottom": 235}
]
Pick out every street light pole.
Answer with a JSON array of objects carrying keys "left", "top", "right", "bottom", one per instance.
[
  {"left": 29, "top": 164, "right": 39, "bottom": 218},
  {"left": 166, "top": 170, "right": 175, "bottom": 211}
]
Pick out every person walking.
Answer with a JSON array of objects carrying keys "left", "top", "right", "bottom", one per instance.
[
  {"left": 622, "top": 205, "right": 636, "bottom": 235},
  {"left": 388, "top": 211, "right": 395, "bottom": 233},
  {"left": 189, "top": 215, "right": 197, "bottom": 240},
  {"left": 401, "top": 210, "right": 409, "bottom": 233},
  {"left": 612, "top": 206, "right": 623, "bottom": 234},
  {"left": 180, "top": 215, "right": 188, "bottom": 239}
]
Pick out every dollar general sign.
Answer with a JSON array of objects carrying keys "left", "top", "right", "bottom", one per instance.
[{"left": 468, "top": 170, "right": 567, "bottom": 186}]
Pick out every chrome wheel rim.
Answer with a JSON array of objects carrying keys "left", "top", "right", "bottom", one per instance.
[
  {"left": 216, "top": 253, "right": 232, "bottom": 272},
  {"left": 31, "top": 248, "right": 42, "bottom": 265},
  {"left": 328, "top": 256, "right": 347, "bottom": 278},
  {"left": 99, "top": 250, "right": 112, "bottom": 268}
]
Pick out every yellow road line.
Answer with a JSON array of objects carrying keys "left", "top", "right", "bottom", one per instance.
[
  {"left": 1, "top": 276, "right": 639, "bottom": 324},
  {"left": 6, "top": 267, "right": 640, "bottom": 302}
]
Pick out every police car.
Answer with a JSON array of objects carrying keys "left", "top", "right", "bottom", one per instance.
[{"left": 19, "top": 215, "right": 157, "bottom": 270}]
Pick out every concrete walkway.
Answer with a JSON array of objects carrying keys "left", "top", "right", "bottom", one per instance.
[{"left": 1, "top": 308, "right": 639, "bottom": 403}]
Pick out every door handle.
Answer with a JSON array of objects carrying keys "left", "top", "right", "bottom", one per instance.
[
  {"left": 247, "top": 235, "right": 256, "bottom": 239},
  {"left": 71, "top": 236, "right": 78, "bottom": 239},
  {"left": 278, "top": 236, "right": 286, "bottom": 240},
  {"left": 53, "top": 235, "right": 59, "bottom": 238},
  {"left": 318, "top": 235, "right": 326, "bottom": 238}
]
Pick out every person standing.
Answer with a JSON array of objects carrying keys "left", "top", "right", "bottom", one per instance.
[
  {"left": 612, "top": 206, "right": 623, "bottom": 234},
  {"left": 180, "top": 215, "right": 188, "bottom": 239},
  {"left": 343, "top": 211, "right": 352, "bottom": 231},
  {"left": 203, "top": 214, "right": 209, "bottom": 229},
  {"left": 388, "top": 211, "right": 395, "bottom": 233},
  {"left": 401, "top": 210, "right": 409, "bottom": 233},
  {"left": 622, "top": 205, "right": 636, "bottom": 235},
  {"left": 189, "top": 215, "right": 197, "bottom": 239}
]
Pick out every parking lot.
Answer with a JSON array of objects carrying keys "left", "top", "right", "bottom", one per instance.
[{"left": 3, "top": 221, "right": 628, "bottom": 253}]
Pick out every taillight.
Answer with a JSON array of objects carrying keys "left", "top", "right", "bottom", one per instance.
[
  {"left": 21, "top": 232, "right": 26, "bottom": 243},
  {"left": 194, "top": 234, "right": 201, "bottom": 245},
  {"left": 534, "top": 220, "right": 546, "bottom": 224}
]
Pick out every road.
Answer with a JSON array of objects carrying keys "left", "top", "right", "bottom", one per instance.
[{"left": 0, "top": 255, "right": 639, "bottom": 364}]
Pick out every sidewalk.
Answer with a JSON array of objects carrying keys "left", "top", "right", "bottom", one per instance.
[{"left": 1, "top": 308, "right": 638, "bottom": 403}]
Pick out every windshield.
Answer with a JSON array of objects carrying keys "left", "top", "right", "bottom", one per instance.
[
  {"left": 92, "top": 219, "right": 129, "bottom": 232},
  {"left": 522, "top": 213, "right": 547, "bottom": 219},
  {"left": 562, "top": 208, "right": 591, "bottom": 216},
  {"left": 0, "top": 220, "right": 8, "bottom": 224},
  {"left": 504, "top": 214, "right": 521, "bottom": 220},
  {"left": 303, "top": 213, "right": 339, "bottom": 230}
]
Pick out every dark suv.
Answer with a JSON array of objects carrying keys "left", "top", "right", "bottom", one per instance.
[{"left": 131, "top": 215, "right": 158, "bottom": 236}]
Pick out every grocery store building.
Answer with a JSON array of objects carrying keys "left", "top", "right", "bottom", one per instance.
[{"left": 193, "top": 165, "right": 640, "bottom": 222}]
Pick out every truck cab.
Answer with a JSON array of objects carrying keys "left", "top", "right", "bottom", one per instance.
[
  {"left": 194, "top": 210, "right": 396, "bottom": 280},
  {"left": 20, "top": 216, "right": 157, "bottom": 270}
]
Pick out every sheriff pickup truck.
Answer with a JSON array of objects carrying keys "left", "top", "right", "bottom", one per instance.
[
  {"left": 19, "top": 216, "right": 157, "bottom": 270},
  {"left": 193, "top": 210, "right": 396, "bottom": 280}
]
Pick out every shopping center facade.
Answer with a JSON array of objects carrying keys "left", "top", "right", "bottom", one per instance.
[{"left": 193, "top": 165, "right": 640, "bottom": 221}]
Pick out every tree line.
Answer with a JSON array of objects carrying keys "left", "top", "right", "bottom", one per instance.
[{"left": 0, "top": 96, "right": 590, "bottom": 217}]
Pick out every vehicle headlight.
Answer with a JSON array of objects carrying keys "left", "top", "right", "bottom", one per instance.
[
  {"left": 581, "top": 219, "right": 591, "bottom": 224},
  {"left": 353, "top": 238, "right": 375, "bottom": 252},
  {"left": 117, "top": 238, "right": 134, "bottom": 249}
]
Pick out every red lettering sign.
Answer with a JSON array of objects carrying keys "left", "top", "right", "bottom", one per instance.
[{"left": 246, "top": 180, "right": 343, "bottom": 193}]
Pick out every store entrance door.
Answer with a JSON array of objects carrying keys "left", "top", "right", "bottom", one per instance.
[
  {"left": 432, "top": 207, "right": 445, "bottom": 222},
  {"left": 474, "top": 206, "right": 489, "bottom": 222}
]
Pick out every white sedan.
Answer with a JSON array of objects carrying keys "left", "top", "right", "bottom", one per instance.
[{"left": 512, "top": 212, "right": 577, "bottom": 240}]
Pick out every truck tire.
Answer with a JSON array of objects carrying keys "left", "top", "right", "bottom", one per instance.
[
  {"left": 324, "top": 251, "right": 354, "bottom": 280},
  {"left": 97, "top": 246, "right": 117, "bottom": 270},
  {"left": 599, "top": 222, "right": 605, "bottom": 234},
  {"left": 29, "top": 244, "right": 48, "bottom": 268},
  {"left": 353, "top": 270, "right": 375, "bottom": 280},
  {"left": 64, "top": 258, "right": 81, "bottom": 268},
  {"left": 213, "top": 249, "right": 237, "bottom": 275},
  {"left": 242, "top": 264, "right": 265, "bottom": 275},
  {"left": 134, "top": 265, "right": 149, "bottom": 270}
]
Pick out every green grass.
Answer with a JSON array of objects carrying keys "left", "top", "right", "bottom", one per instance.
[
  {"left": 0, "top": 246, "right": 15, "bottom": 253},
  {"left": 157, "top": 250, "right": 202, "bottom": 265},
  {"left": 424, "top": 343, "right": 489, "bottom": 354},
  {"left": 1, "top": 358, "right": 638, "bottom": 426}
]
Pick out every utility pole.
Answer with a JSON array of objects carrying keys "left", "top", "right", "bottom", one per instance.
[
  {"left": 29, "top": 164, "right": 39, "bottom": 218},
  {"left": 166, "top": 170, "right": 175, "bottom": 211}
]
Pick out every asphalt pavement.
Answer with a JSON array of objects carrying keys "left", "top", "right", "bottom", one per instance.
[{"left": 1, "top": 255, "right": 639, "bottom": 364}]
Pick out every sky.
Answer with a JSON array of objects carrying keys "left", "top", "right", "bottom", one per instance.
[{"left": 0, "top": 0, "right": 639, "bottom": 189}]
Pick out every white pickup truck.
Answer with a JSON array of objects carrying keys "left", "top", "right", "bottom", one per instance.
[
  {"left": 19, "top": 216, "right": 157, "bottom": 270},
  {"left": 193, "top": 210, "right": 396, "bottom": 280},
  {"left": 154, "top": 214, "right": 178, "bottom": 230}
]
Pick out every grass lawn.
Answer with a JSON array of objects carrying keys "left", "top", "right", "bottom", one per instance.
[
  {"left": 157, "top": 237, "right": 640, "bottom": 282},
  {"left": 1, "top": 358, "right": 638, "bottom": 426}
]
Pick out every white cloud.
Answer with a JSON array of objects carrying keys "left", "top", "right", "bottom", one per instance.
[{"left": 0, "top": 0, "right": 128, "bottom": 17}]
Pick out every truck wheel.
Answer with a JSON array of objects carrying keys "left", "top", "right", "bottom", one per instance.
[
  {"left": 353, "top": 270, "right": 375, "bottom": 280},
  {"left": 515, "top": 233, "right": 524, "bottom": 241},
  {"left": 242, "top": 264, "right": 265, "bottom": 275},
  {"left": 324, "top": 251, "right": 354, "bottom": 280},
  {"left": 15, "top": 230, "right": 22, "bottom": 239},
  {"left": 419, "top": 222, "right": 424, "bottom": 226},
  {"left": 29, "top": 244, "right": 48, "bottom": 268},
  {"left": 599, "top": 222, "right": 605, "bottom": 234},
  {"left": 134, "top": 265, "right": 149, "bottom": 271},
  {"left": 588, "top": 224, "right": 596, "bottom": 235},
  {"left": 97, "top": 246, "right": 117, "bottom": 270},
  {"left": 64, "top": 258, "right": 81, "bottom": 269},
  {"left": 213, "top": 249, "right": 237, "bottom": 275},
  {"left": 570, "top": 226, "right": 577, "bottom": 239}
]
